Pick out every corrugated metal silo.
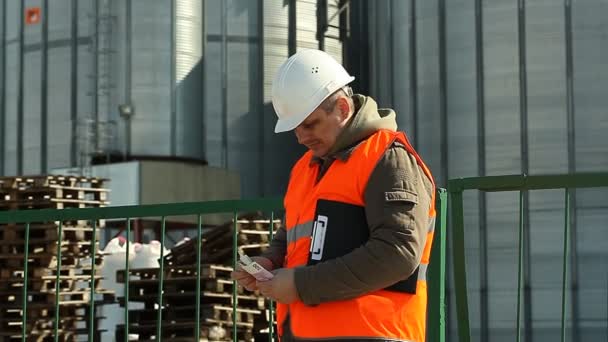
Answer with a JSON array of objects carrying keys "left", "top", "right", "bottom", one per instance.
[
  {"left": 359, "top": 0, "right": 608, "bottom": 341},
  {"left": 204, "top": 0, "right": 346, "bottom": 197},
  {"left": 0, "top": 0, "right": 205, "bottom": 177}
]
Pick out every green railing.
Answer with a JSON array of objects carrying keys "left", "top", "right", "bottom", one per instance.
[
  {"left": 448, "top": 173, "right": 608, "bottom": 342},
  {"left": 0, "top": 191, "right": 447, "bottom": 341}
]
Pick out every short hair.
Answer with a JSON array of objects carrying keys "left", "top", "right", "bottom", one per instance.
[{"left": 319, "top": 86, "right": 354, "bottom": 114}]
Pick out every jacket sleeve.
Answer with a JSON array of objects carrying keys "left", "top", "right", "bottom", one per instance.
[
  {"left": 293, "top": 144, "right": 434, "bottom": 305},
  {"left": 260, "top": 224, "right": 287, "bottom": 269}
]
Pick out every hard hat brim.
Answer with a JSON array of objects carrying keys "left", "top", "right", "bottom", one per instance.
[
  {"left": 273, "top": 75, "right": 355, "bottom": 133},
  {"left": 274, "top": 113, "right": 307, "bottom": 133}
]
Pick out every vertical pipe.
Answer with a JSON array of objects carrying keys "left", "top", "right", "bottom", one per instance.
[
  {"left": 88, "top": 219, "right": 98, "bottom": 342},
  {"left": 220, "top": 0, "right": 228, "bottom": 168},
  {"left": 475, "top": 0, "right": 489, "bottom": 340},
  {"left": 560, "top": 189, "right": 571, "bottom": 342},
  {"left": 93, "top": 0, "right": 99, "bottom": 152},
  {"left": 125, "top": 0, "right": 132, "bottom": 157},
  {"left": 450, "top": 187, "right": 471, "bottom": 342},
  {"left": 70, "top": 0, "right": 78, "bottom": 167},
  {"left": 517, "top": 0, "right": 532, "bottom": 339},
  {"left": 21, "top": 222, "right": 30, "bottom": 342},
  {"left": 53, "top": 221, "right": 63, "bottom": 342},
  {"left": 317, "top": 0, "right": 327, "bottom": 51},
  {"left": 409, "top": 0, "right": 418, "bottom": 149},
  {"left": 17, "top": 0, "right": 24, "bottom": 175},
  {"left": 170, "top": 0, "right": 176, "bottom": 156},
  {"left": 516, "top": 190, "right": 525, "bottom": 342},
  {"left": 124, "top": 218, "right": 131, "bottom": 342},
  {"left": 41, "top": 0, "right": 49, "bottom": 173},
  {"left": 438, "top": 0, "right": 448, "bottom": 187},
  {"left": 0, "top": 0, "right": 6, "bottom": 175},
  {"left": 389, "top": 0, "right": 395, "bottom": 108},
  {"left": 288, "top": 0, "right": 296, "bottom": 56},
  {"left": 258, "top": 0, "right": 265, "bottom": 195},
  {"left": 201, "top": 0, "right": 207, "bottom": 161},
  {"left": 564, "top": 1, "right": 579, "bottom": 340},
  {"left": 156, "top": 216, "right": 166, "bottom": 341},
  {"left": 195, "top": 214, "right": 202, "bottom": 341}
]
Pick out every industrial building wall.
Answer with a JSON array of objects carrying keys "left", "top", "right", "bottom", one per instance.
[
  {"left": 204, "top": 0, "right": 345, "bottom": 197},
  {"left": 0, "top": 0, "right": 205, "bottom": 177},
  {"left": 359, "top": 0, "right": 608, "bottom": 341}
]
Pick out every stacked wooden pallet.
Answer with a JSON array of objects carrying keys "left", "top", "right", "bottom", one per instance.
[
  {"left": 0, "top": 175, "right": 113, "bottom": 341},
  {"left": 116, "top": 214, "right": 280, "bottom": 341}
]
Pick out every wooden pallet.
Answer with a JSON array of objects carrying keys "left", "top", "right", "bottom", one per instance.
[
  {"left": 0, "top": 274, "right": 103, "bottom": 292},
  {"left": 0, "top": 175, "right": 107, "bottom": 189},
  {"left": 0, "top": 289, "right": 114, "bottom": 307},
  {"left": 118, "top": 291, "right": 265, "bottom": 311},
  {"left": 116, "top": 264, "right": 233, "bottom": 283},
  {"left": 128, "top": 304, "right": 261, "bottom": 325},
  {"left": 115, "top": 321, "right": 254, "bottom": 341},
  {"left": 10, "top": 185, "right": 109, "bottom": 202},
  {"left": 0, "top": 224, "right": 99, "bottom": 242},
  {"left": 1, "top": 260, "right": 101, "bottom": 280}
]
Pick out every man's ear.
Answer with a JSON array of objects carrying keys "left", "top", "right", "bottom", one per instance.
[{"left": 337, "top": 97, "right": 350, "bottom": 119}]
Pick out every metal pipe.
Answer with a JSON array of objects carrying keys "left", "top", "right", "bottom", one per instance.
[
  {"left": 93, "top": 0, "right": 99, "bottom": 152},
  {"left": 409, "top": 0, "right": 418, "bottom": 149},
  {"left": 17, "top": 0, "right": 24, "bottom": 174},
  {"left": 220, "top": 0, "right": 228, "bottom": 168},
  {"left": 170, "top": 0, "right": 176, "bottom": 156},
  {"left": 564, "top": 1, "right": 579, "bottom": 340},
  {"left": 41, "top": 0, "right": 49, "bottom": 173},
  {"left": 70, "top": 0, "right": 78, "bottom": 167},
  {"left": 389, "top": 0, "right": 395, "bottom": 108},
  {"left": 202, "top": 0, "right": 207, "bottom": 162},
  {"left": 517, "top": 1, "right": 533, "bottom": 339},
  {"left": 258, "top": 0, "right": 265, "bottom": 195},
  {"left": 438, "top": 0, "right": 448, "bottom": 187},
  {"left": 126, "top": 0, "right": 132, "bottom": 157},
  {"left": 288, "top": 0, "right": 296, "bottom": 56},
  {"left": 475, "top": 0, "right": 489, "bottom": 340},
  {"left": 0, "top": 0, "right": 6, "bottom": 175},
  {"left": 317, "top": 0, "right": 327, "bottom": 50}
]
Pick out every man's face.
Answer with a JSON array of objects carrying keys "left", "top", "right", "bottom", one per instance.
[{"left": 294, "top": 101, "right": 346, "bottom": 158}]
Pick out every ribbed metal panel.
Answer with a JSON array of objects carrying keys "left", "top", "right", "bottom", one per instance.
[
  {"left": 204, "top": 0, "right": 345, "bottom": 197},
  {"left": 129, "top": 0, "right": 172, "bottom": 156},
  {"left": 4, "top": 1, "right": 21, "bottom": 175},
  {"left": 204, "top": 0, "right": 263, "bottom": 196},
  {"left": 361, "top": 0, "right": 608, "bottom": 340},
  {"left": 261, "top": 0, "right": 303, "bottom": 197},
  {"left": 175, "top": 0, "right": 203, "bottom": 158},
  {"left": 47, "top": 0, "right": 73, "bottom": 171}
]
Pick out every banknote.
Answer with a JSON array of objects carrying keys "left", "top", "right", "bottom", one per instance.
[{"left": 237, "top": 249, "right": 274, "bottom": 281}]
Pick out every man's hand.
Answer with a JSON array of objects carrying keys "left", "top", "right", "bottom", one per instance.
[
  {"left": 256, "top": 268, "right": 300, "bottom": 304},
  {"left": 230, "top": 256, "right": 274, "bottom": 291}
]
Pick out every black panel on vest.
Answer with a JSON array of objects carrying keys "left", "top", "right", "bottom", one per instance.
[{"left": 307, "top": 199, "right": 417, "bottom": 294}]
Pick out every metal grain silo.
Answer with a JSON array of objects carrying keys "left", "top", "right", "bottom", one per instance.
[
  {"left": 204, "top": 0, "right": 346, "bottom": 197},
  {"left": 0, "top": 0, "right": 95, "bottom": 175},
  {"left": 0, "top": 0, "right": 204, "bottom": 177},
  {"left": 358, "top": 0, "right": 608, "bottom": 341},
  {"left": 119, "top": 0, "right": 204, "bottom": 159}
]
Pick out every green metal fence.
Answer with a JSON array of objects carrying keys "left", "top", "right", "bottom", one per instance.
[
  {"left": 448, "top": 173, "right": 608, "bottom": 342},
  {"left": 0, "top": 191, "right": 447, "bottom": 341}
]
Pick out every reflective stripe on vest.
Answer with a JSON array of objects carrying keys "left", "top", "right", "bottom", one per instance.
[{"left": 277, "top": 130, "right": 436, "bottom": 342}]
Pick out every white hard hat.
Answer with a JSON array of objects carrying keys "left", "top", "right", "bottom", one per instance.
[{"left": 271, "top": 49, "right": 355, "bottom": 133}]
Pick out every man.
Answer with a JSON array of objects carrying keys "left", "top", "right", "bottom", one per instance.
[{"left": 232, "top": 49, "right": 435, "bottom": 342}]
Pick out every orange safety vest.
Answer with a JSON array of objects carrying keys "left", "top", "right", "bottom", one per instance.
[{"left": 277, "top": 129, "right": 436, "bottom": 342}]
